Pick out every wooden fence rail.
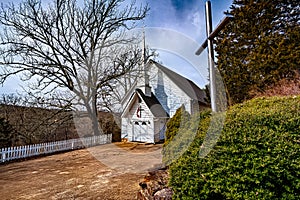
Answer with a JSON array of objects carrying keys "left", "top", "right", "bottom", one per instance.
[{"left": 1, "top": 134, "right": 112, "bottom": 163}]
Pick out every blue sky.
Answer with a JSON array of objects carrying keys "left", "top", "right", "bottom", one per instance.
[
  {"left": 144, "top": 0, "right": 232, "bottom": 40},
  {"left": 139, "top": 0, "right": 233, "bottom": 88},
  {"left": 0, "top": 0, "right": 233, "bottom": 94}
]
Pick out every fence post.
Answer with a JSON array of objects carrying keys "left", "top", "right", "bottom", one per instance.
[
  {"left": 2, "top": 148, "right": 6, "bottom": 162},
  {"left": 28, "top": 145, "right": 31, "bottom": 157}
]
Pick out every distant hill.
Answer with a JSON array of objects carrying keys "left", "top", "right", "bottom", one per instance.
[{"left": 0, "top": 104, "right": 120, "bottom": 148}]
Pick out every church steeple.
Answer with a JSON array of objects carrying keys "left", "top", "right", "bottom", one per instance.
[{"left": 139, "top": 27, "right": 151, "bottom": 97}]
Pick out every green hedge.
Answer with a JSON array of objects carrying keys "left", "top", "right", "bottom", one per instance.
[
  {"left": 163, "top": 106, "right": 210, "bottom": 166},
  {"left": 164, "top": 105, "right": 191, "bottom": 147},
  {"left": 168, "top": 96, "right": 300, "bottom": 199}
]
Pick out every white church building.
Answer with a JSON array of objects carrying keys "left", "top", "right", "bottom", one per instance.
[{"left": 121, "top": 59, "right": 208, "bottom": 143}]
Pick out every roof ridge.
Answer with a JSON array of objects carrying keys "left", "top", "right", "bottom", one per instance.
[
  {"left": 149, "top": 59, "right": 195, "bottom": 84},
  {"left": 148, "top": 60, "right": 206, "bottom": 103}
]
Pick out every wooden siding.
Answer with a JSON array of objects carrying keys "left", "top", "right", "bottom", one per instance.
[
  {"left": 149, "top": 67, "right": 192, "bottom": 117},
  {"left": 121, "top": 94, "right": 156, "bottom": 143}
]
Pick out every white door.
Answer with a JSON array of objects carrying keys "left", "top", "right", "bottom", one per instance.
[{"left": 133, "top": 121, "right": 151, "bottom": 142}]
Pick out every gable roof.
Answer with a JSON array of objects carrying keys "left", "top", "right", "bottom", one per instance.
[
  {"left": 148, "top": 60, "right": 207, "bottom": 104},
  {"left": 136, "top": 89, "right": 169, "bottom": 118},
  {"left": 121, "top": 89, "right": 169, "bottom": 118}
]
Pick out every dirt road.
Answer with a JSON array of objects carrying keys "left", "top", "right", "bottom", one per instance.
[{"left": 0, "top": 142, "right": 163, "bottom": 200}]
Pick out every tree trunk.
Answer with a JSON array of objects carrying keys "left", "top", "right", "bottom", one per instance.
[
  {"left": 91, "top": 92, "right": 101, "bottom": 136},
  {"left": 91, "top": 112, "right": 101, "bottom": 136},
  {"left": 83, "top": 96, "right": 101, "bottom": 136}
]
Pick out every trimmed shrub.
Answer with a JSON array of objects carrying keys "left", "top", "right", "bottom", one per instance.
[
  {"left": 169, "top": 96, "right": 300, "bottom": 199},
  {"left": 164, "top": 105, "right": 191, "bottom": 147},
  {"left": 163, "top": 109, "right": 210, "bottom": 166}
]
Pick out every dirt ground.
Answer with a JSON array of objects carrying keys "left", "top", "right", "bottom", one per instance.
[{"left": 0, "top": 142, "right": 163, "bottom": 200}]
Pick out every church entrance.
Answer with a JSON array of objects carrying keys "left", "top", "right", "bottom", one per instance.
[{"left": 132, "top": 121, "right": 151, "bottom": 142}]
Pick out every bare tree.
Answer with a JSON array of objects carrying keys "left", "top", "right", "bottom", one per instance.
[
  {"left": 98, "top": 45, "right": 158, "bottom": 112},
  {"left": 0, "top": 0, "right": 148, "bottom": 135}
]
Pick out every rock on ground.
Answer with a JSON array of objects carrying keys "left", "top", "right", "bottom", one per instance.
[{"left": 137, "top": 168, "right": 173, "bottom": 200}]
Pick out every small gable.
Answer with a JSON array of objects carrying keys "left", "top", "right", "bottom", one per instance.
[{"left": 122, "top": 89, "right": 169, "bottom": 119}]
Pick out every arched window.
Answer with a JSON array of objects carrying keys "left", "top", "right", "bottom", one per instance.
[
  {"left": 134, "top": 121, "right": 139, "bottom": 125},
  {"left": 142, "top": 121, "right": 147, "bottom": 125}
]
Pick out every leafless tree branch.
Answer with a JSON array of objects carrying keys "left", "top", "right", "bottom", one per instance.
[{"left": 0, "top": 0, "right": 149, "bottom": 135}]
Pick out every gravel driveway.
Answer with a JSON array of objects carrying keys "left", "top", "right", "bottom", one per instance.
[{"left": 0, "top": 142, "right": 163, "bottom": 200}]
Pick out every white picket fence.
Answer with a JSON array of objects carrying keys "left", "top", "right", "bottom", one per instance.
[{"left": 0, "top": 134, "right": 112, "bottom": 163}]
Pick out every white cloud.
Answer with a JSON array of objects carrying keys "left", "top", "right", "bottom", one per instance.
[
  {"left": 142, "top": 27, "right": 209, "bottom": 87},
  {"left": 190, "top": 11, "right": 202, "bottom": 27}
]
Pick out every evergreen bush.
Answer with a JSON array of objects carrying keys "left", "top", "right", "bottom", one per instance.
[
  {"left": 169, "top": 96, "right": 300, "bottom": 199},
  {"left": 164, "top": 105, "right": 191, "bottom": 147},
  {"left": 163, "top": 105, "right": 211, "bottom": 166}
]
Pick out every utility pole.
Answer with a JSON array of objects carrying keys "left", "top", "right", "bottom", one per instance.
[{"left": 195, "top": 0, "right": 232, "bottom": 112}]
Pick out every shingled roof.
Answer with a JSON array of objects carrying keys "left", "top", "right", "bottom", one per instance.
[
  {"left": 148, "top": 60, "right": 207, "bottom": 104},
  {"left": 136, "top": 89, "right": 169, "bottom": 118},
  {"left": 121, "top": 88, "right": 169, "bottom": 118}
]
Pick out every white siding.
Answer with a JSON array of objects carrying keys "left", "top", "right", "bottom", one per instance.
[
  {"left": 129, "top": 97, "right": 153, "bottom": 120},
  {"left": 122, "top": 95, "right": 155, "bottom": 143},
  {"left": 121, "top": 117, "right": 128, "bottom": 139},
  {"left": 149, "top": 67, "right": 192, "bottom": 117}
]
